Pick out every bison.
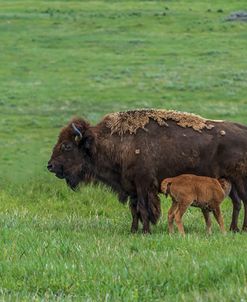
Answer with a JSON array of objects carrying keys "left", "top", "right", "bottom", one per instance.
[{"left": 47, "top": 109, "right": 247, "bottom": 233}]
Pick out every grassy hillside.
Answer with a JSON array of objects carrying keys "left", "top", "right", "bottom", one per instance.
[{"left": 0, "top": 1, "right": 247, "bottom": 301}]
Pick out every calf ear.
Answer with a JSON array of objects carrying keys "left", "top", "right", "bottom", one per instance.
[{"left": 82, "top": 129, "right": 96, "bottom": 157}]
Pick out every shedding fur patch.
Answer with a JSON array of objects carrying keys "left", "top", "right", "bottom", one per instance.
[{"left": 104, "top": 109, "right": 216, "bottom": 135}]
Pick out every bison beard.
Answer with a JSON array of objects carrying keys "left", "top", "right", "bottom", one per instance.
[{"left": 48, "top": 109, "right": 247, "bottom": 233}]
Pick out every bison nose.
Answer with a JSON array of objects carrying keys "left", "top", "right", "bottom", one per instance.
[{"left": 47, "top": 162, "right": 54, "bottom": 172}]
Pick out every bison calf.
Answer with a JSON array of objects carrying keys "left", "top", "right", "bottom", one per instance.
[{"left": 161, "top": 174, "right": 231, "bottom": 235}]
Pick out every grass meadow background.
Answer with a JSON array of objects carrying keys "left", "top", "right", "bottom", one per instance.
[{"left": 1, "top": 1, "right": 247, "bottom": 301}]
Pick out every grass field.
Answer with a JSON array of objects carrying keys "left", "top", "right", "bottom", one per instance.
[{"left": 1, "top": 1, "right": 247, "bottom": 301}]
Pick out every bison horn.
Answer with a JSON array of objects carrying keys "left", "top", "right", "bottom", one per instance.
[{"left": 72, "top": 123, "right": 82, "bottom": 142}]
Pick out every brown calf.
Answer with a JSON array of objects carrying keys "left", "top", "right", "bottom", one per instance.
[{"left": 161, "top": 174, "right": 231, "bottom": 235}]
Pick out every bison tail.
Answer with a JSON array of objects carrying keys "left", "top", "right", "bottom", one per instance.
[
  {"left": 218, "top": 178, "right": 232, "bottom": 197},
  {"left": 147, "top": 191, "right": 161, "bottom": 225}
]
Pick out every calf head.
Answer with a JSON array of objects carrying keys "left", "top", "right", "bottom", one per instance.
[
  {"left": 47, "top": 118, "right": 96, "bottom": 190},
  {"left": 161, "top": 179, "right": 172, "bottom": 197}
]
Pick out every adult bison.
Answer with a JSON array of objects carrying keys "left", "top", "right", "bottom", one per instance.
[{"left": 47, "top": 109, "right": 247, "bottom": 233}]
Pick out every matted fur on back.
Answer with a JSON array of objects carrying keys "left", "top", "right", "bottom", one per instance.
[{"left": 103, "top": 109, "right": 217, "bottom": 135}]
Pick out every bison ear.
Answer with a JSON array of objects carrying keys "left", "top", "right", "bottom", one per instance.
[{"left": 82, "top": 129, "right": 96, "bottom": 157}]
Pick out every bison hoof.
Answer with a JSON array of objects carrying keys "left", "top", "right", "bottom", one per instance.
[
  {"left": 131, "top": 226, "right": 138, "bottom": 234},
  {"left": 142, "top": 228, "right": 151, "bottom": 235},
  {"left": 230, "top": 225, "right": 240, "bottom": 233}
]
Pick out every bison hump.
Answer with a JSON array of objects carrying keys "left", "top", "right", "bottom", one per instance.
[{"left": 103, "top": 109, "right": 217, "bottom": 135}]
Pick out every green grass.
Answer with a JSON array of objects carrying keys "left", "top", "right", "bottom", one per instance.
[{"left": 1, "top": 1, "right": 247, "bottom": 301}]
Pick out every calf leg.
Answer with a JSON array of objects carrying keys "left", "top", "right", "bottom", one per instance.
[
  {"left": 174, "top": 202, "right": 189, "bottom": 235},
  {"left": 201, "top": 209, "right": 212, "bottom": 234},
  {"left": 229, "top": 187, "right": 241, "bottom": 232},
  {"left": 167, "top": 201, "right": 178, "bottom": 234},
  {"left": 212, "top": 206, "right": 225, "bottom": 234}
]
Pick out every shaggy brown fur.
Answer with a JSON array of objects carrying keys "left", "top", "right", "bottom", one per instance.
[
  {"left": 161, "top": 174, "right": 232, "bottom": 235},
  {"left": 48, "top": 108, "right": 247, "bottom": 234},
  {"left": 104, "top": 109, "right": 216, "bottom": 135}
]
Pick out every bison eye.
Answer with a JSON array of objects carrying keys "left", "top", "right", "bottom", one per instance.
[{"left": 61, "top": 143, "right": 73, "bottom": 152}]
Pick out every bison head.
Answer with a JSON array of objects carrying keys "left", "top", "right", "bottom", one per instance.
[{"left": 47, "top": 118, "right": 96, "bottom": 190}]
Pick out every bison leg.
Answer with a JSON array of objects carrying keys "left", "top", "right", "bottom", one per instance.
[
  {"left": 229, "top": 187, "right": 241, "bottom": 232},
  {"left": 136, "top": 185, "right": 150, "bottom": 234},
  {"left": 139, "top": 203, "right": 150, "bottom": 234},
  {"left": 240, "top": 182, "right": 247, "bottom": 232},
  {"left": 242, "top": 205, "right": 247, "bottom": 232},
  {"left": 242, "top": 200, "right": 247, "bottom": 232},
  {"left": 233, "top": 180, "right": 247, "bottom": 232},
  {"left": 129, "top": 197, "right": 140, "bottom": 233},
  {"left": 147, "top": 191, "right": 161, "bottom": 225}
]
